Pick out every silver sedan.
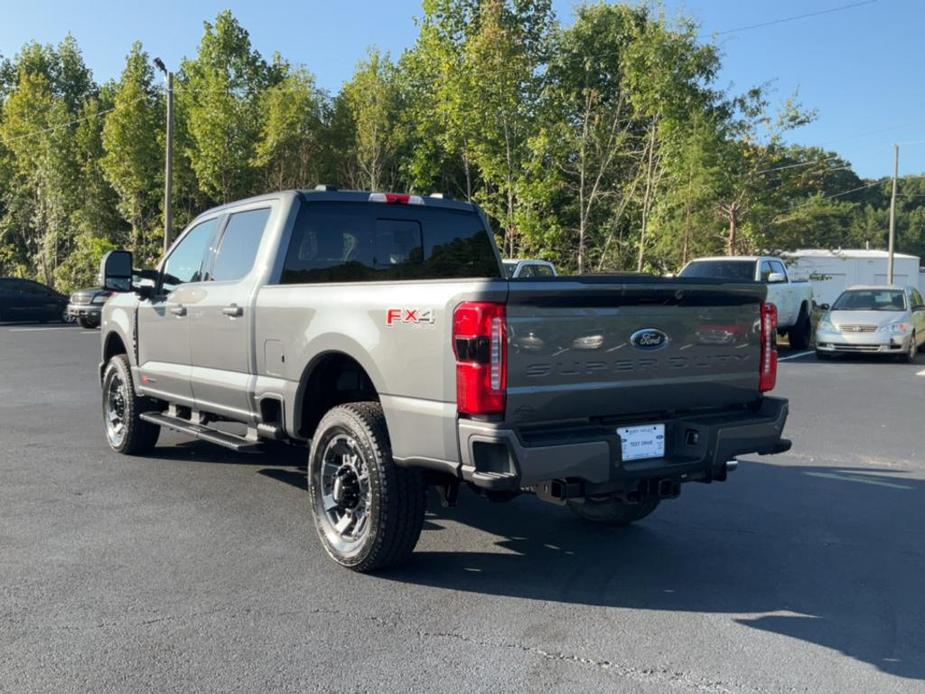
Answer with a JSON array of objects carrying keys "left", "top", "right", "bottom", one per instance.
[{"left": 815, "top": 285, "right": 925, "bottom": 362}]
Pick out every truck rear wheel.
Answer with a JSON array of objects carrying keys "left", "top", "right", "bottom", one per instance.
[
  {"left": 788, "top": 308, "right": 812, "bottom": 350},
  {"left": 567, "top": 496, "right": 660, "bottom": 526},
  {"left": 101, "top": 354, "right": 160, "bottom": 454},
  {"left": 308, "top": 402, "right": 425, "bottom": 572}
]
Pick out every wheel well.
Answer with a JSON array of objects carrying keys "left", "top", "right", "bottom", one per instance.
[
  {"left": 104, "top": 333, "right": 127, "bottom": 362},
  {"left": 297, "top": 353, "right": 378, "bottom": 440}
]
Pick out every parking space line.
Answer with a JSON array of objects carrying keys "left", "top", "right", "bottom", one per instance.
[
  {"left": 779, "top": 350, "right": 814, "bottom": 362},
  {"left": 803, "top": 471, "right": 914, "bottom": 489},
  {"left": 8, "top": 326, "right": 77, "bottom": 332},
  {"left": 917, "top": 368, "right": 925, "bottom": 377}
]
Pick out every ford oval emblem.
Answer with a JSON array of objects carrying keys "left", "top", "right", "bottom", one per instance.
[{"left": 630, "top": 328, "right": 669, "bottom": 351}]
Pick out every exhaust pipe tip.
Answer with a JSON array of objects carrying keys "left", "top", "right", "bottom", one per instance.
[
  {"left": 657, "top": 479, "right": 681, "bottom": 499},
  {"left": 725, "top": 459, "right": 739, "bottom": 473}
]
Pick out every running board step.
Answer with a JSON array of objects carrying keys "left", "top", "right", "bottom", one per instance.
[{"left": 140, "top": 412, "right": 263, "bottom": 452}]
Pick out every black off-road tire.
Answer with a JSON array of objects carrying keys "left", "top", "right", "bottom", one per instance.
[
  {"left": 788, "top": 307, "right": 812, "bottom": 350},
  {"left": 308, "top": 402, "right": 426, "bottom": 572},
  {"left": 567, "top": 496, "right": 660, "bottom": 526},
  {"left": 101, "top": 354, "right": 160, "bottom": 454}
]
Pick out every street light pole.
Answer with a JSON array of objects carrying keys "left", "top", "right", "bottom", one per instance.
[
  {"left": 154, "top": 58, "right": 174, "bottom": 255},
  {"left": 887, "top": 144, "right": 898, "bottom": 285}
]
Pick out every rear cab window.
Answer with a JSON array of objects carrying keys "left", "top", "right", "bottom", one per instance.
[
  {"left": 680, "top": 260, "right": 757, "bottom": 281},
  {"left": 279, "top": 201, "right": 500, "bottom": 284}
]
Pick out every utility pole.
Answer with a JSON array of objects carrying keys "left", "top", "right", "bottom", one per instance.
[
  {"left": 887, "top": 144, "right": 898, "bottom": 285},
  {"left": 154, "top": 58, "right": 174, "bottom": 255}
]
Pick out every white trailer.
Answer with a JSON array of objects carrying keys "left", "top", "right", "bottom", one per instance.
[{"left": 783, "top": 249, "right": 922, "bottom": 307}]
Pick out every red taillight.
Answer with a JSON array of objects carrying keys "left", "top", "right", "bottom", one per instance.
[
  {"left": 368, "top": 192, "right": 424, "bottom": 205},
  {"left": 759, "top": 302, "right": 778, "bottom": 392},
  {"left": 453, "top": 302, "right": 506, "bottom": 415}
]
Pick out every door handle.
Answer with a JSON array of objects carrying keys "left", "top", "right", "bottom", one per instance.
[
  {"left": 169, "top": 304, "right": 187, "bottom": 317},
  {"left": 222, "top": 304, "right": 243, "bottom": 318}
]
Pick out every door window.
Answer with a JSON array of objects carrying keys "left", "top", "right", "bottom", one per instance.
[
  {"left": 211, "top": 208, "right": 271, "bottom": 282},
  {"left": 18, "top": 280, "right": 54, "bottom": 295},
  {"left": 161, "top": 218, "right": 219, "bottom": 293}
]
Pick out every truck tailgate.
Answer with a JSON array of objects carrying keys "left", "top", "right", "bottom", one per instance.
[{"left": 505, "top": 278, "right": 767, "bottom": 424}]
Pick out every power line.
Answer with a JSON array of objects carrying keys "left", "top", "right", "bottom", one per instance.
[
  {"left": 825, "top": 181, "right": 881, "bottom": 199},
  {"left": 756, "top": 156, "right": 842, "bottom": 175},
  {"left": 0, "top": 92, "right": 152, "bottom": 146},
  {"left": 774, "top": 180, "right": 881, "bottom": 219},
  {"left": 713, "top": 0, "right": 878, "bottom": 36}
]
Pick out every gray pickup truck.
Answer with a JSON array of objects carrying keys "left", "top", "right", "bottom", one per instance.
[{"left": 98, "top": 188, "right": 790, "bottom": 571}]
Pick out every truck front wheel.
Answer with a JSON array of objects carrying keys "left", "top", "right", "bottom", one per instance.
[
  {"left": 567, "top": 496, "right": 660, "bottom": 526},
  {"left": 308, "top": 402, "right": 425, "bottom": 572},
  {"left": 101, "top": 354, "right": 160, "bottom": 454}
]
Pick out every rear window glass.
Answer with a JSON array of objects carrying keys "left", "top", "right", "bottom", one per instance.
[
  {"left": 680, "top": 260, "right": 756, "bottom": 281},
  {"left": 280, "top": 202, "right": 500, "bottom": 284}
]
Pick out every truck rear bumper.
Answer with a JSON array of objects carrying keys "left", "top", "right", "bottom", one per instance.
[{"left": 457, "top": 397, "right": 790, "bottom": 494}]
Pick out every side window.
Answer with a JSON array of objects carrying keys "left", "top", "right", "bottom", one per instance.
[
  {"left": 911, "top": 289, "right": 923, "bottom": 308},
  {"left": 533, "top": 264, "right": 554, "bottom": 278},
  {"left": 6, "top": 280, "right": 28, "bottom": 295},
  {"left": 769, "top": 260, "right": 787, "bottom": 280},
  {"left": 211, "top": 208, "right": 271, "bottom": 282},
  {"left": 420, "top": 210, "right": 500, "bottom": 278},
  {"left": 759, "top": 261, "right": 773, "bottom": 282},
  {"left": 20, "top": 281, "right": 53, "bottom": 295},
  {"left": 161, "top": 218, "right": 219, "bottom": 293}
]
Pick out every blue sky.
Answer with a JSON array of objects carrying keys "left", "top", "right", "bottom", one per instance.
[{"left": 1, "top": 0, "right": 922, "bottom": 178}]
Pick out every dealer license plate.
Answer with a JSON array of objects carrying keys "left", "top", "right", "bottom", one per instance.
[{"left": 617, "top": 424, "right": 665, "bottom": 461}]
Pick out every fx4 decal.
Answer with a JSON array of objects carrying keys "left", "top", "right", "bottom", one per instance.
[{"left": 386, "top": 308, "right": 435, "bottom": 327}]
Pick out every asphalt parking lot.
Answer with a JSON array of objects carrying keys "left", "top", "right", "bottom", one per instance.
[{"left": 1, "top": 324, "right": 923, "bottom": 693}]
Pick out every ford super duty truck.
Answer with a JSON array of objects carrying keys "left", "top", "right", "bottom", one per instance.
[{"left": 98, "top": 189, "right": 791, "bottom": 572}]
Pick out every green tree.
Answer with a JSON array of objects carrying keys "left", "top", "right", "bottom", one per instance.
[
  {"left": 101, "top": 43, "right": 162, "bottom": 254},
  {"left": 179, "top": 11, "right": 280, "bottom": 202},
  {"left": 337, "top": 49, "right": 403, "bottom": 191},
  {"left": 463, "top": 0, "right": 554, "bottom": 256},
  {"left": 253, "top": 68, "right": 328, "bottom": 190}
]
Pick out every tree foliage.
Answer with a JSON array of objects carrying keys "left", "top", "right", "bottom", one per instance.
[{"left": 0, "top": 4, "right": 923, "bottom": 292}]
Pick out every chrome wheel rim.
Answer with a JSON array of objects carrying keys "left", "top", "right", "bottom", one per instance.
[
  {"left": 313, "top": 433, "right": 371, "bottom": 552},
  {"left": 104, "top": 372, "right": 127, "bottom": 447}
]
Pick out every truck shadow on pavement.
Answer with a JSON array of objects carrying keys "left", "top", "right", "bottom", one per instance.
[
  {"left": 381, "top": 461, "right": 925, "bottom": 681},
  {"left": 162, "top": 440, "right": 924, "bottom": 681}
]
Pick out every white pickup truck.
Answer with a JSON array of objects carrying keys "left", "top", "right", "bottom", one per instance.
[{"left": 680, "top": 256, "right": 814, "bottom": 349}]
